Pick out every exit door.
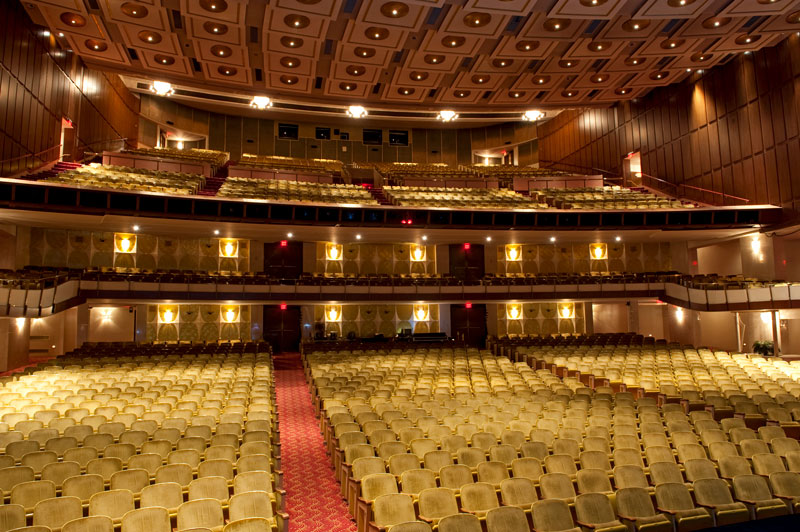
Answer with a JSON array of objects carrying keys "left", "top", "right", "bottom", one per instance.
[
  {"left": 450, "top": 304, "right": 487, "bottom": 348},
  {"left": 262, "top": 305, "right": 301, "bottom": 353},
  {"left": 449, "top": 244, "right": 485, "bottom": 283}
]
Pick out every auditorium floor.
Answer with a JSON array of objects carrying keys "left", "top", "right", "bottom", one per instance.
[{"left": 275, "top": 353, "right": 357, "bottom": 532}]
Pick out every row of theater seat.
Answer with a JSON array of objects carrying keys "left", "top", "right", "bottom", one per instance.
[
  {"left": 40, "top": 164, "right": 206, "bottom": 195},
  {"left": 217, "top": 178, "right": 376, "bottom": 204},
  {"left": 308, "top": 344, "right": 800, "bottom": 532},
  {"left": 383, "top": 187, "right": 547, "bottom": 209},
  {"left": 236, "top": 155, "right": 345, "bottom": 175},
  {"left": 0, "top": 342, "right": 284, "bottom": 532},
  {"left": 532, "top": 187, "right": 695, "bottom": 210},
  {"left": 120, "top": 148, "right": 229, "bottom": 171}
]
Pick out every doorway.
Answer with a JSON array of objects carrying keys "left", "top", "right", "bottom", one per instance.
[
  {"left": 264, "top": 241, "right": 303, "bottom": 279},
  {"left": 262, "top": 305, "right": 301, "bottom": 353},
  {"left": 449, "top": 244, "right": 485, "bottom": 283},
  {"left": 450, "top": 304, "right": 487, "bottom": 348}
]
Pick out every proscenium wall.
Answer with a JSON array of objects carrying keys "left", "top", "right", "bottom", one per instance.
[
  {"left": 139, "top": 94, "right": 539, "bottom": 165},
  {"left": 0, "top": 1, "right": 139, "bottom": 176},
  {"left": 538, "top": 35, "right": 800, "bottom": 209}
]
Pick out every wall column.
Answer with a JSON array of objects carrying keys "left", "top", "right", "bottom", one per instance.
[
  {"left": 0, "top": 318, "right": 31, "bottom": 372},
  {"left": 584, "top": 303, "right": 594, "bottom": 335}
]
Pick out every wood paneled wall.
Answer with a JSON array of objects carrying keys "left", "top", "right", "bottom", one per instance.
[
  {"left": 140, "top": 95, "right": 539, "bottom": 165},
  {"left": 538, "top": 36, "right": 800, "bottom": 209},
  {"left": 0, "top": 1, "right": 139, "bottom": 176}
]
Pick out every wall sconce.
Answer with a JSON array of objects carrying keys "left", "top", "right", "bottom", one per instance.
[
  {"left": 410, "top": 244, "right": 426, "bottom": 262},
  {"left": 98, "top": 307, "right": 114, "bottom": 323},
  {"left": 325, "top": 305, "right": 342, "bottom": 322},
  {"left": 219, "top": 239, "right": 239, "bottom": 258},
  {"left": 590, "top": 243, "right": 608, "bottom": 260},
  {"left": 15, "top": 317, "right": 26, "bottom": 331},
  {"left": 221, "top": 305, "right": 240, "bottom": 323},
  {"left": 414, "top": 304, "right": 429, "bottom": 321},
  {"left": 326, "top": 243, "right": 343, "bottom": 261},
  {"left": 751, "top": 236, "right": 765, "bottom": 262},
  {"left": 761, "top": 311, "right": 773, "bottom": 325},
  {"left": 506, "top": 303, "right": 522, "bottom": 320},
  {"left": 114, "top": 233, "right": 137, "bottom": 253},
  {"left": 675, "top": 307, "right": 684, "bottom": 324},
  {"left": 158, "top": 305, "right": 178, "bottom": 324},
  {"left": 505, "top": 244, "right": 522, "bottom": 261},
  {"left": 558, "top": 303, "right": 575, "bottom": 319}
]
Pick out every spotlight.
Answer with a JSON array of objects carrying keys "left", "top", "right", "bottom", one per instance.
[
  {"left": 347, "top": 105, "right": 367, "bottom": 118},
  {"left": 250, "top": 96, "right": 272, "bottom": 110},
  {"left": 437, "top": 110, "right": 458, "bottom": 122},
  {"left": 150, "top": 81, "right": 174, "bottom": 96}
]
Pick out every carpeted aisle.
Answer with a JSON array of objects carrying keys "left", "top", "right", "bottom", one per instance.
[{"left": 274, "top": 353, "right": 357, "bottom": 532}]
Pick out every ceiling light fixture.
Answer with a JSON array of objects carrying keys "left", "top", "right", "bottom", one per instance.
[
  {"left": 347, "top": 105, "right": 367, "bottom": 118},
  {"left": 150, "top": 81, "right": 174, "bottom": 96},
  {"left": 250, "top": 96, "right": 272, "bottom": 110},
  {"left": 522, "top": 110, "right": 543, "bottom": 121},
  {"left": 437, "top": 110, "right": 458, "bottom": 122}
]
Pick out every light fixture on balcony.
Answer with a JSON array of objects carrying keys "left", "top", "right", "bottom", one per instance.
[
  {"left": 326, "top": 243, "right": 343, "bottom": 260},
  {"left": 590, "top": 243, "right": 608, "bottom": 260},
  {"left": 521, "top": 110, "right": 543, "bottom": 121},
  {"left": 219, "top": 239, "right": 238, "bottom": 258},
  {"left": 250, "top": 96, "right": 272, "bottom": 110},
  {"left": 437, "top": 110, "right": 458, "bottom": 122},
  {"left": 114, "top": 233, "right": 137, "bottom": 253},
  {"left": 347, "top": 105, "right": 367, "bottom": 118},
  {"left": 221, "top": 305, "right": 240, "bottom": 323},
  {"left": 505, "top": 244, "right": 522, "bottom": 261},
  {"left": 410, "top": 244, "right": 426, "bottom": 262},
  {"left": 325, "top": 305, "right": 342, "bottom": 322},
  {"left": 506, "top": 303, "right": 522, "bottom": 320},
  {"left": 414, "top": 304, "right": 429, "bottom": 321},
  {"left": 559, "top": 303, "right": 575, "bottom": 319},
  {"left": 150, "top": 81, "right": 174, "bottom": 96}
]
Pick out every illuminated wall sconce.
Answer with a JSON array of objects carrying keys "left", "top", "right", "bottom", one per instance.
[
  {"left": 15, "top": 317, "right": 26, "bottom": 331},
  {"left": 506, "top": 303, "right": 522, "bottom": 320},
  {"left": 114, "top": 233, "right": 137, "bottom": 253},
  {"left": 761, "top": 311, "right": 773, "bottom": 325},
  {"left": 158, "top": 305, "right": 179, "bottom": 324},
  {"left": 325, "top": 305, "right": 342, "bottom": 322},
  {"left": 414, "top": 304, "right": 430, "bottom": 321},
  {"left": 219, "top": 239, "right": 239, "bottom": 258},
  {"left": 326, "top": 243, "right": 343, "bottom": 261},
  {"left": 675, "top": 307, "right": 684, "bottom": 324},
  {"left": 751, "top": 236, "right": 764, "bottom": 262},
  {"left": 98, "top": 307, "right": 114, "bottom": 322},
  {"left": 590, "top": 243, "right": 608, "bottom": 260},
  {"left": 558, "top": 303, "right": 575, "bottom": 319},
  {"left": 410, "top": 244, "right": 426, "bottom": 262},
  {"left": 505, "top": 244, "right": 522, "bottom": 261},
  {"left": 221, "top": 305, "right": 240, "bottom": 323}
]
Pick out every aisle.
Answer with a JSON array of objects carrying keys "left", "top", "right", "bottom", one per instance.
[{"left": 274, "top": 353, "right": 357, "bottom": 532}]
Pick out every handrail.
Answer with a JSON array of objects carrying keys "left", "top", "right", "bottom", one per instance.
[
  {"left": 538, "top": 160, "right": 624, "bottom": 187},
  {"left": 640, "top": 172, "right": 750, "bottom": 206},
  {"left": 0, "top": 144, "right": 62, "bottom": 165}
]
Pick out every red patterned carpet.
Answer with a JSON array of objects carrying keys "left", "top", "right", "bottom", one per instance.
[{"left": 275, "top": 353, "right": 357, "bottom": 532}]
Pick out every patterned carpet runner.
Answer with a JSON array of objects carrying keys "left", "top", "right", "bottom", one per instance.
[{"left": 275, "top": 353, "right": 357, "bottom": 532}]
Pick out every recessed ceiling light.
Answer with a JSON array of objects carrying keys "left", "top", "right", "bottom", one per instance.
[
  {"left": 422, "top": 235, "right": 428, "bottom": 241},
  {"left": 550, "top": 236, "right": 556, "bottom": 242},
  {"left": 133, "top": 225, "right": 140, "bottom": 231},
  {"left": 214, "top": 229, "right": 220, "bottom": 235},
  {"left": 356, "top": 234, "right": 362, "bottom": 240},
  {"left": 58, "top": 32, "right": 64, "bottom": 37},
  {"left": 287, "top": 232, "right": 293, "bottom": 238},
  {"left": 615, "top": 236, "right": 622, "bottom": 242}
]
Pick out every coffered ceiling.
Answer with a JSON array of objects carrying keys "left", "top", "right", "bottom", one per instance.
[{"left": 22, "top": 0, "right": 800, "bottom": 111}]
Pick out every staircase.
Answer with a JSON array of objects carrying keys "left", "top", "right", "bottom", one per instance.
[
  {"left": 25, "top": 161, "right": 83, "bottom": 181},
  {"left": 196, "top": 161, "right": 231, "bottom": 196},
  {"left": 366, "top": 184, "right": 392, "bottom": 205}
]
